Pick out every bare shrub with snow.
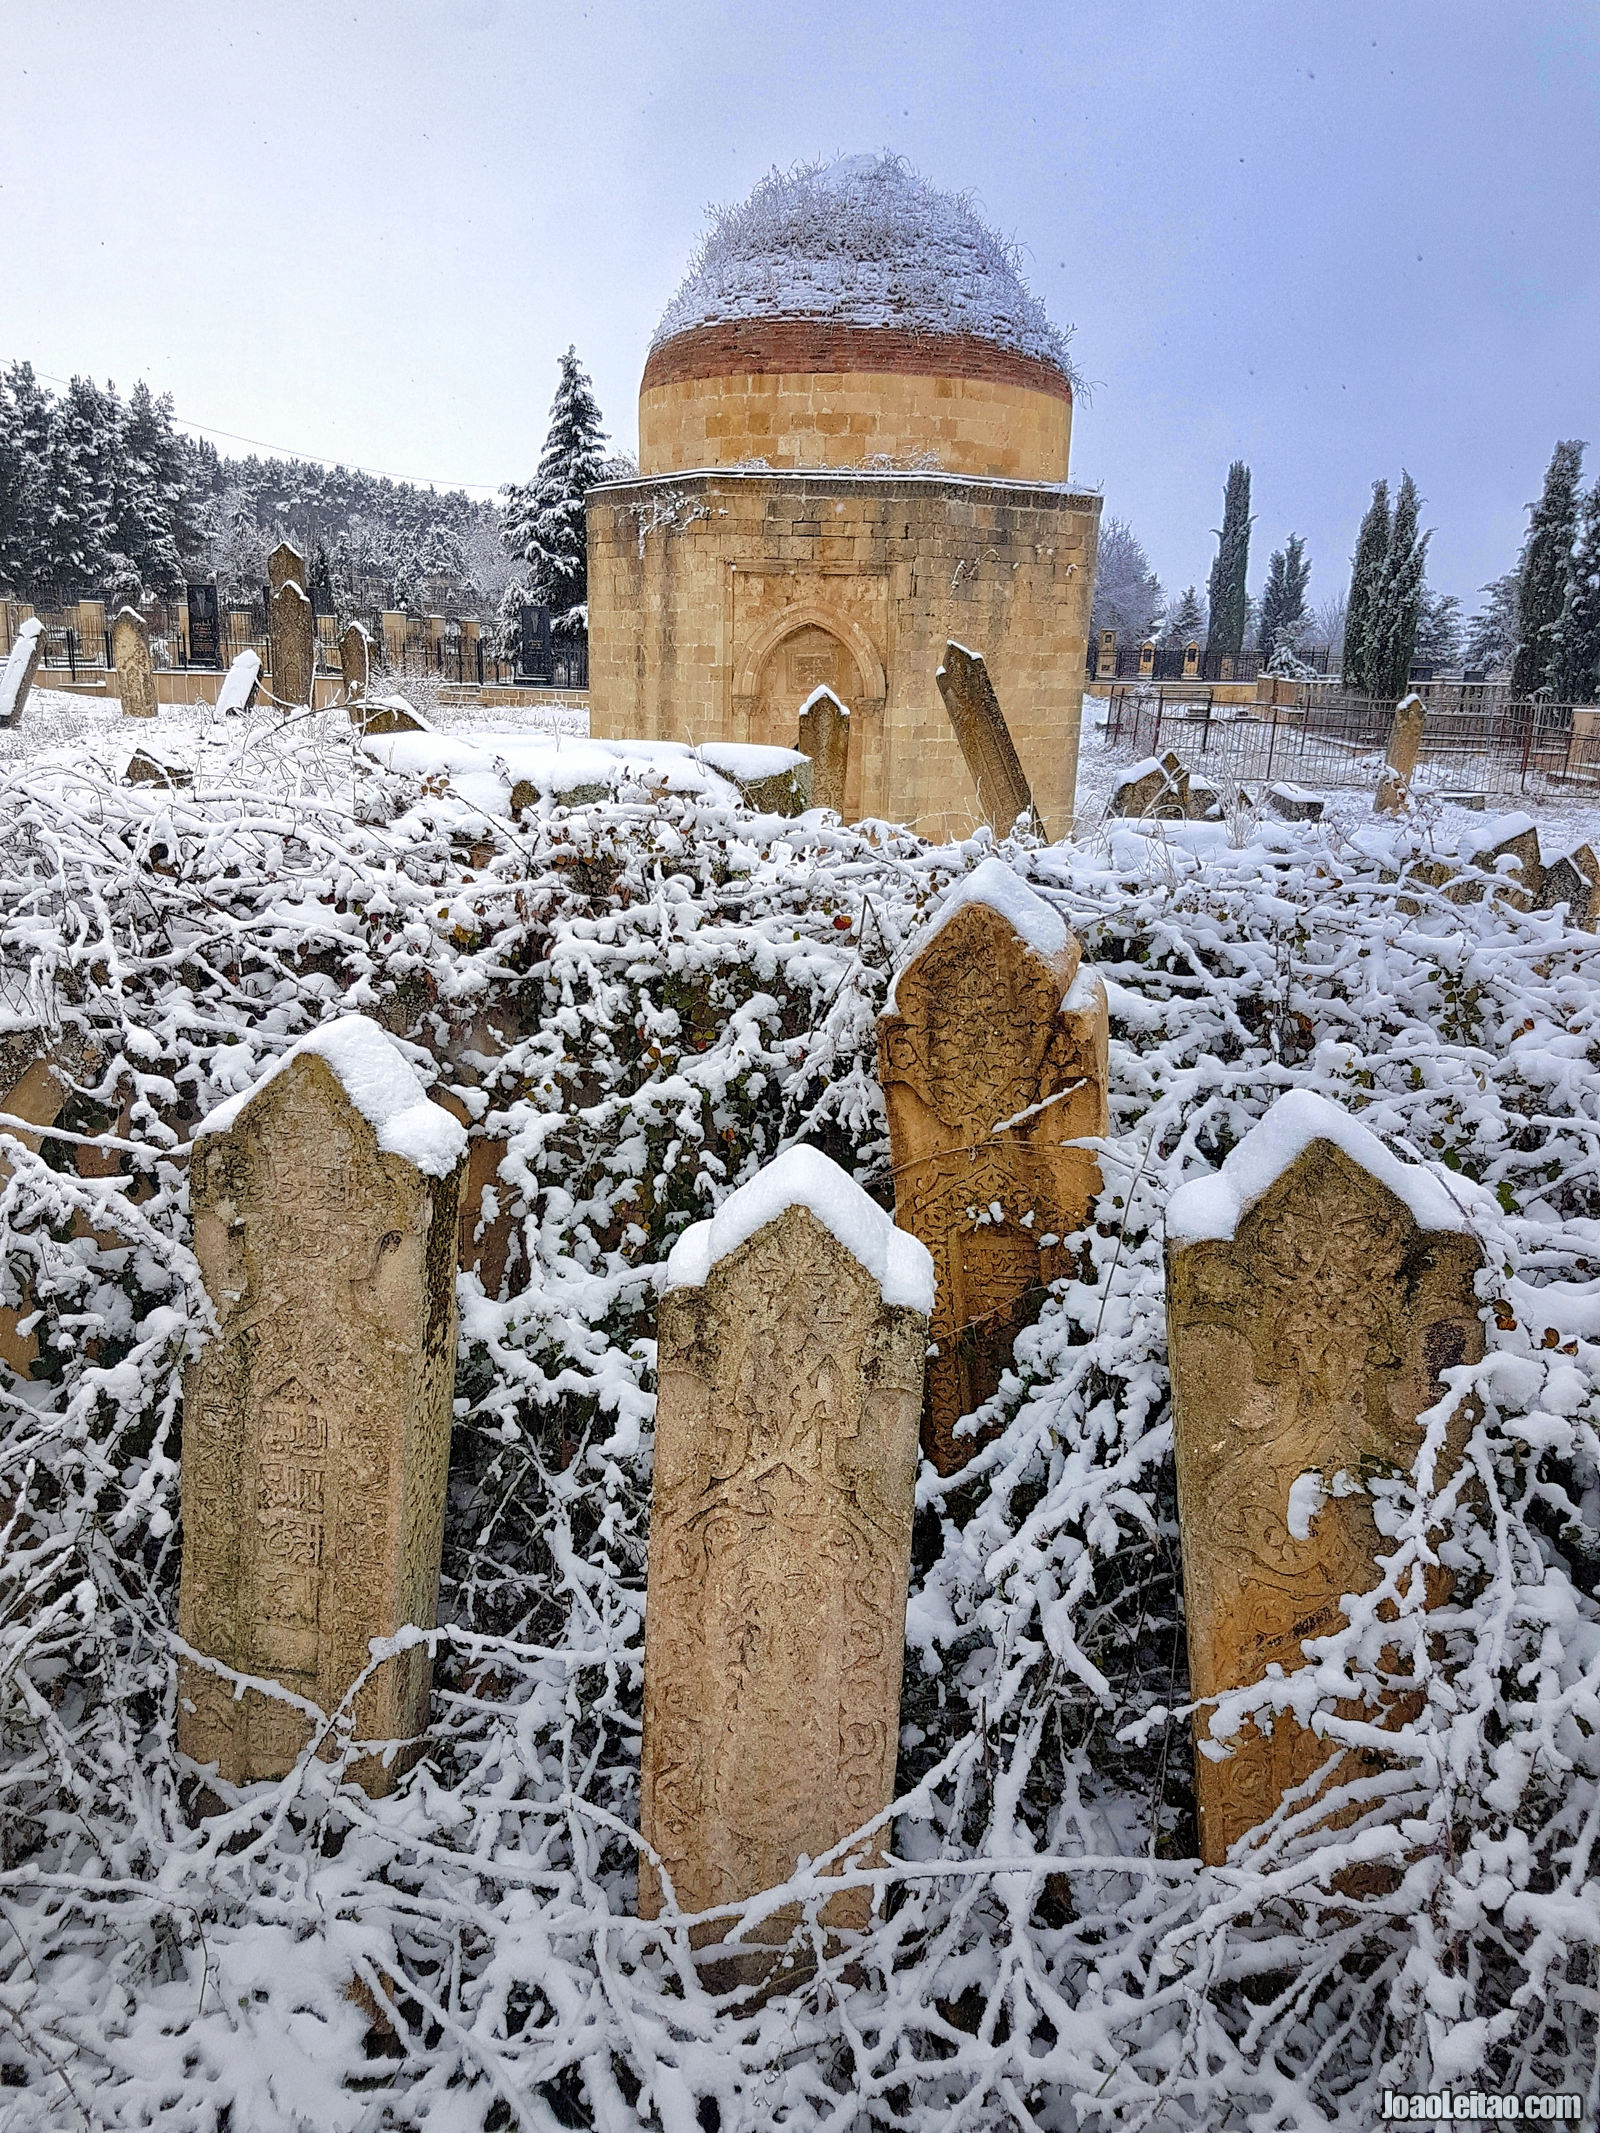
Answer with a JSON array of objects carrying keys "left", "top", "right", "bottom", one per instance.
[{"left": 0, "top": 726, "right": 1593, "bottom": 2127}]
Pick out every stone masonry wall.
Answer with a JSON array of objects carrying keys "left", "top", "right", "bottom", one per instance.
[{"left": 587, "top": 470, "right": 1101, "bottom": 836}]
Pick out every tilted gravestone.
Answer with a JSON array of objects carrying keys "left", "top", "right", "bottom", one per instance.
[
  {"left": 796, "top": 684, "right": 850, "bottom": 814},
  {"left": 1375, "top": 693, "right": 1426, "bottom": 815},
  {"left": 112, "top": 608, "right": 157, "bottom": 720},
  {"left": 1538, "top": 841, "right": 1600, "bottom": 931},
  {"left": 0, "top": 617, "right": 45, "bottom": 726},
  {"left": 935, "top": 641, "right": 1041, "bottom": 837},
  {"left": 878, "top": 859, "right": 1108, "bottom": 1474},
  {"left": 638, "top": 1147, "right": 932, "bottom": 1973},
  {"left": 215, "top": 648, "right": 262, "bottom": 718},
  {"left": 1165, "top": 1091, "right": 1484, "bottom": 1865},
  {"left": 340, "top": 621, "right": 372, "bottom": 704},
  {"left": 178, "top": 1016, "right": 466, "bottom": 1795}
]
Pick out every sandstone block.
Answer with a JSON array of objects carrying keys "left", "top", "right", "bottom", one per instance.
[
  {"left": 112, "top": 608, "right": 157, "bottom": 720},
  {"left": 341, "top": 622, "right": 372, "bottom": 702},
  {"left": 639, "top": 1147, "right": 931, "bottom": 1972},
  {"left": 1165, "top": 1091, "right": 1484, "bottom": 1864},
  {"left": 178, "top": 1017, "right": 466, "bottom": 1795},
  {"left": 267, "top": 540, "right": 307, "bottom": 599},
  {"left": 270, "top": 579, "right": 315, "bottom": 709},
  {"left": 1537, "top": 843, "right": 1600, "bottom": 930},
  {"left": 879, "top": 860, "right": 1107, "bottom": 1474},
  {"left": 1375, "top": 694, "right": 1426, "bottom": 815}
]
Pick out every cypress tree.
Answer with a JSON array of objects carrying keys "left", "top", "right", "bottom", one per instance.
[
  {"left": 1203, "top": 461, "right": 1251, "bottom": 662},
  {"left": 504, "top": 347, "right": 610, "bottom": 631},
  {"left": 1550, "top": 482, "right": 1600, "bottom": 704},
  {"left": 1367, "top": 472, "right": 1431, "bottom": 701},
  {"left": 1511, "top": 439, "right": 1585, "bottom": 696},
  {"left": 1342, "top": 479, "right": 1390, "bottom": 694},
  {"left": 1257, "top": 532, "right": 1311, "bottom": 666}
]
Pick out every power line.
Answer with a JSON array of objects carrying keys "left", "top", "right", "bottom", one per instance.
[{"left": 31, "top": 371, "right": 507, "bottom": 498}]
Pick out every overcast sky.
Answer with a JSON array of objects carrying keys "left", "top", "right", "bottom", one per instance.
[{"left": 4, "top": 1, "right": 1595, "bottom": 614}]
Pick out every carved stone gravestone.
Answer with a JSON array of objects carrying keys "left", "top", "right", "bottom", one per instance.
[
  {"left": 178, "top": 1016, "right": 466, "bottom": 1795},
  {"left": 112, "top": 608, "right": 157, "bottom": 720},
  {"left": 0, "top": 617, "right": 45, "bottom": 726},
  {"left": 935, "top": 641, "right": 1041, "bottom": 837},
  {"left": 1138, "top": 638, "right": 1156, "bottom": 677},
  {"left": 1182, "top": 641, "right": 1200, "bottom": 679},
  {"left": 1165, "top": 1091, "right": 1484, "bottom": 1865},
  {"left": 341, "top": 621, "right": 372, "bottom": 703},
  {"left": 796, "top": 684, "right": 850, "bottom": 814},
  {"left": 270, "top": 578, "right": 315, "bottom": 708},
  {"left": 267, "top": 539, "right": 307, "bottom": 600},
  {"left": 638, "top": 1146, "right": 932, "bottom": 1972},
  {"left": 878, "top": 859, "right": 1108, "bottom": 1474},
  {"left": 1538, "top": 841, "right": 1600, "bottom": 930},
  {"left": 1096, "top": 629, "right": 1117, "bottom": 679},
  {"left": 1375, "top": 694, "right": 1426, "bottom": 815}
]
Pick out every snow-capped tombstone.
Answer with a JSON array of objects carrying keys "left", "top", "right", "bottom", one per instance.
[
  {"left": 215, "top": 648, "right": 261, "bottom": 718},
  {"left": 266, "top": 539, "right": 306, "bottom": 600},
  {"left": 1182, "top": 640, "right": 1200, "bottom": 679},
  {"left": 1165, "top": 1091, "right": 1485, "bottom": 1866},
  {"left": 178, "top": 1017, "right": 466, "bottom": 1796},
  {"left": 1096, "top": 630, "right": 1117, "bottom": 678},
  {"left": 1468, "top": 817, "right": 1544, "bottom": 909},
  {"left": 112, "top": 607, "right": 157, "bottom": 720},
  {"left": 340, "top": 621, "right": 371, "bottom": 704},
  {"left": 355, "top": 693, "right": 429, "bottom": 736},
  {"left": 1375, "top": 693, "right": 1426, "bottom": 814},
  {"left": 1111, "top": 750, "right": 1190, "bottom": 820},
  {"left": 0, "top": 617, "right": 45, "bottom": 726},
  {"left": 878, "top": 859, "right": 1108, "bottom": 1474},
  {"left": 1138, "top": 638, "right": 1156, "bottom": 677},
  {"left": 697, "top": 741, "right": 812, "bottom": 816},
  {"left": 935, "top": 641, "right": 1041, "bottom": 836},
  {"left": 269, "top": 577, "right": 315, "bottom": 709},
  {"left": 124, "top": 746, "right": 191, "bottom": 789},
  {"left": 795, "top": 684, "right": 850, "bottom": 813},
  {"left": 638, "top": 1147, "right": 932, "bottom": 1979},
  {"left": 1537, "top": 842, "right": 1600, "bottom": 931}
]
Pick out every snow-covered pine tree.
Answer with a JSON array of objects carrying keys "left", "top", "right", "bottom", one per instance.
[
  {"left": 1414, "top": 589, "right": 1463, "bottom": 669},
  {"left": 503, "top": 348, "right": 610, "bottom": 634},
  {"left": 1256, "top": 532, "right": 1311, "bottom": 667},
  {"left": 1366, "top": 471, "right": 1430, "bottom": 700},
  {"left": 1159, "top": 584, "right": 1205, "bottom": 648},
  {"left": 1464, "top": 573, "right": 1518, "bottom": 674},
  {"left": 1341, "top": 478, "right": 1391, "bottom": 693},
  {"left": 110, "top": 381, "right": 195, "bottom": 596},
  {"left": 1203, "top": 461, "right": 1251, "bottom": 662},
  {"left": 34, "top": 375, "right": 120, "bottom": 599},
  {"left": 1510, "top": 439, "right": 1585, "bottom": 696},
  {"left": 1550, "top": 481, "right": 1600, "bottom": 704},
  {"left": 0, "top": 364, "right": 54, "bottom": 593}
]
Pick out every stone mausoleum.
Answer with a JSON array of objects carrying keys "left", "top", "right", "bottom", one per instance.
[{"left": 586, "top": 156, "right": 1102, "bottom": 835}]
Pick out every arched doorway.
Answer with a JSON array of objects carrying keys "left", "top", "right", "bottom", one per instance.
[{"left": 753, "top": 623, "right": 853, "bottom": 750}]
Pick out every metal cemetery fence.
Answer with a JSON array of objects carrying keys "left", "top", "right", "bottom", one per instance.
[{"left": 1102, "top": 688, "right": 1600, "bottom": 804}]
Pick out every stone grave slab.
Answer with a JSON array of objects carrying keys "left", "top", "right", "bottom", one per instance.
[
  {"left": 935, "top": 642, "right": 1040, "bottom": 837},
  {"left": 796, "top": 685, "right": 850, "bottom": 814},
  {"left": 1166, "top": 1090, "right": 1484, "bottom": 1864},
  {"left": 878, "top": 859, "right": 1107, "bottom": 1473},
  {"left": 178, "top": 1016, "right": 466, "bottom": 1795},
  {"left": 112, "top": 608, "right": 157, "bottom": 720},
  {"left": 638, "top": 1147, "right": 931, "bottom": 1976}
]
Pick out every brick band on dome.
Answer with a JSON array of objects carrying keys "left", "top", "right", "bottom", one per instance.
[{"left": 642, "top": 319, "right": 1073, "bottom": 402}]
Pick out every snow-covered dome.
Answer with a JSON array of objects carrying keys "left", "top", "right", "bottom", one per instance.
[
  {"left": 651, "top": 154, "right": 1077, "bottom": 376},
  {"left": 638, "top": 157, "right": 1079, "bottom": 484}
]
